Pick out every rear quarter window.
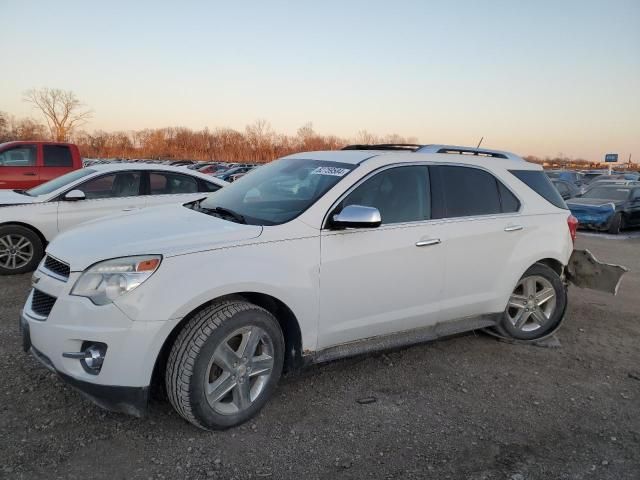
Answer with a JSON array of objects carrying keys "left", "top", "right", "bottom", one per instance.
[{"left": 510, "top": 170, "right": 567, "bottom": 209}]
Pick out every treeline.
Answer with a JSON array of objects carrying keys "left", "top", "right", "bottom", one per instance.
[
  {"left": 1, "top": 111, "right": 605, "bottom": 166},
  {"left": 0, "top": 113, "right": 417, "bottom": 163}
]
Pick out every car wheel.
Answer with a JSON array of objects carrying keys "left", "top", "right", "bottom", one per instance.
[
  {"left": 607, "top": 212, "right": 623, "bottom": 235},
  {"left": 0, "top": 225, "right": 44, "bottom": 275},
  {"left": 496, "top": 263, "right": 567, "bottom": 341},
  {"left": 166, "top": 301, "right": 284, "bottom": 430}
]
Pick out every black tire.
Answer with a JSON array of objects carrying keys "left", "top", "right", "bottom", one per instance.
[
  {"left": 607, "top": 212, "right": 623, "bottom": 235},
  {"left": 495, "top": 263, "right": 567, "bottom": 341},
  {"left": 0, "top": 225, "right": 44, "bottom": 275},
  {"left": 166, "top": 301, "right": 284, "bottom": 430}
]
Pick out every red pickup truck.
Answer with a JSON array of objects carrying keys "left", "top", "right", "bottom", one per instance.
[{"left": 0, "top": 141, "right": 83, "bottom": 190}]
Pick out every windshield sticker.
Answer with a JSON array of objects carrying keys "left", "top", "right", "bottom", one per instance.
[{"left": 310, "top": 167, "right": 350, "bottom": 177}]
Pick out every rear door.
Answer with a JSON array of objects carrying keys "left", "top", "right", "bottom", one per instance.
[
  {"left": 430, "top": 165, "right": 523, "bottom": 320},
  {"left": 57, "top": 171, "right": 144, "bottom": 232},
  {"left": 0, "top": 144, "right": 39, "bottom": 189},
  {"left": 143, "top": 171, "right": 221, "bottom": 208},
  {"left": 41, "top": 144, "right": 75, "bottom": 184},
  {"left": 318, "top": 165, "right": 446, "bottom": 349}
]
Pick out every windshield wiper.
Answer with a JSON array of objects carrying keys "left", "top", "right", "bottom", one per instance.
[
  {"left": 13, "top": 189, "right": 32, "bottom": 197},
  {"left": 204, "top": 206, "right": 247, "bottom": 224}
]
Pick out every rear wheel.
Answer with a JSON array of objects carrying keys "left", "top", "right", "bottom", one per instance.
[
  {"left": 607, "top": 212, "right": 623, "bottom": 235},
  {"left": 166, "top": 301, "right": 284, "bottom": 430},
  {"left": 496, "top": 264, "right": 567, "bottom": 340},
  {"left": 0, "top": 225, "right": 44, "bottom": 275}
]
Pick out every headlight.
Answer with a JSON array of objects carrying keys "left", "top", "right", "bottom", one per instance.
[{"left": 71, "top": 255, "right": 161, "bottom": 305}]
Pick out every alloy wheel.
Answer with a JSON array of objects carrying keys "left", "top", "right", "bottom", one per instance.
[
  {"left": 0, "top": 234, "right": 34, "bottom": 270},
  {"left": 506, "top": 275, "right": 557, "bottom": 333},
  {"left": 204, "top": 326, "right": 275, "bottom": 415}
]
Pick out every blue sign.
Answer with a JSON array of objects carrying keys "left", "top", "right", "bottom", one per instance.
[{"left": 605, "top": 153, "right": 618, "bottom": 163}]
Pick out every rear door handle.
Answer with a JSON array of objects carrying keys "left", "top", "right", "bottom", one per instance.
[
  {"left": 504, "top": 225, "right": 524, "bottom": 232},
  {"left": 23, "top": 172, "right": 37, "bottom": 176},
  {"left": 416, "top": 239, "right": 441, "bottom": 247}
]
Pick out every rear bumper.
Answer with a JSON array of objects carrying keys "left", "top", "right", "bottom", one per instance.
[{"left": 566, "top": 249, "right": 628, "bottom": 295}]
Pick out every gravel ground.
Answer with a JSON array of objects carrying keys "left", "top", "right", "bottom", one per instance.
[{"left": 1, "top": 233, "right": 639, "bottom": 480}]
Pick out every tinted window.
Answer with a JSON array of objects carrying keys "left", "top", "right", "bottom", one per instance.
[
  {"left": 200, "top": 180, "right": 222, "bottom": 193},
  {"left": 340, "top": 166, "right": 430, "bottom": 224},
  {"left": 0, "top": 145, "right": 36, "bottom": 166},
  {"left": 43, "top": 145, "right": 73, "bottom": 167},
  {"left": 510, "top": 170, "right": 567, "bottom": 209},
  {"left": 149, "top": 172, "right": 198, "bottom": 194},
  {"left": 79, "top": 172, "right": 141, "bottom": 199},
  {"left": 553, "top": 181, "right": 569, "bottom": 195},
  {"left": 498, "top": 182, "right": 520, "bottom": 212},
  {"left": 432, "top": 166, "right": 502, "bottom": 218}
]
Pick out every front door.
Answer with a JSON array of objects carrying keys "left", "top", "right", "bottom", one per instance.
[
  {"left": 57, "top": 171, "right": 144, "bottom": 232},
  {"left": 318, "top": 165, "right": 445, "bottom": 349}
]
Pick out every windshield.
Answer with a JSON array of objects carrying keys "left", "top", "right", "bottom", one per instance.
[
  {"left": 26, "top": 168, "right": 96, "bottom": 197},
  {"left": 200, "top": 158, "right": 356, "bottom": 225},
  {"left": 581, "top": 187, "right": 631, "bottom": 201}
]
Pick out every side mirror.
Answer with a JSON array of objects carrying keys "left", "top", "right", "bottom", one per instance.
[
  {"left": 63, "top": 189, "right": 86, "bottom": 201},
  {"left": 330, "top": 205, "right": 382, "bottom": 229}
]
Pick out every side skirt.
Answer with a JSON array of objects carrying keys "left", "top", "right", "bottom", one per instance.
[{"left": 310, "top": 314, "right": 500, "bottom": 365}]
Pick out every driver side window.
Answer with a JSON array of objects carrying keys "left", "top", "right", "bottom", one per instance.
[
  {"left": 341, "top": 166, "right": 430, "bottom": 225},
  {"left": 78, "top": 172, "right": 142, "bottom": 199}
]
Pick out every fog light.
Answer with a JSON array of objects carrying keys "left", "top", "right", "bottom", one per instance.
[{"left": 62, "top": 342, "right": 107, "bottom": 375}]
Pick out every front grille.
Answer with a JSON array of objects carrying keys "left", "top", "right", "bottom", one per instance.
[
  {"left": 43, "top": 255, "right": 70, "bottom": 280},
  {"left": 31, "top": 289, "right": 56, "bottom": 318}
]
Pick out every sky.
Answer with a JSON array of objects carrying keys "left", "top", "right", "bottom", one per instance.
[{"left": 1, "top": 0, "right": 639, "bottom": 161}]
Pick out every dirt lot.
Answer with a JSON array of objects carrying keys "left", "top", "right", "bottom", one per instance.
[{"left": 1, "top": 233, "right": 639, "bottom": 480}]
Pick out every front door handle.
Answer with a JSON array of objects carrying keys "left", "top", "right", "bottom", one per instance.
[
  {"left": 416, "top": 239, "right": 441, "bottom": 247},
  {"left": 504, "top": 225, "right": 524, "bottom": 232},
  {"left": 23, "top": 172, "right": 37, "bottom": 176}
]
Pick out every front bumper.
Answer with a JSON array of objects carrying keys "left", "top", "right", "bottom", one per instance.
[
  {"left": 21, "top": 268, "right": 180, "bottom": 416},
  {"left": 20, "top": 323, "right": 149, "bottom": 416},
  {"left": 569, "top": 206, "right": 616, "bottom": 231}
]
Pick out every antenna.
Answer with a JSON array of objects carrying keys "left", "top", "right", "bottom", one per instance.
[{"left": 476, "top": 136, "right": 484, "bottom": 148}]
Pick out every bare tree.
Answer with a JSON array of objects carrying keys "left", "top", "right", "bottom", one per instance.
[{"left": 23, "top": 88, "right": 92, "bottom": 141}]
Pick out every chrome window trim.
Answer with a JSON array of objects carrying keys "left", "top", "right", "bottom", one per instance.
[{"left": 321, "top": 161, "right": 523, "bottom": 230}]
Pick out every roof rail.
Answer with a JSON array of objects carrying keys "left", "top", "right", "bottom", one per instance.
[
  {"left": 341, "top": 143, "right": 522, "bottom": 160},
  {"left": 417, "top": 144, "right": 521, "bottom": 160},
  {"left": 341, "top": 144, "right": 422, "bottom": 152}
]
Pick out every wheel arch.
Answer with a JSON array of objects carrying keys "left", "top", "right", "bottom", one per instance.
[
  {"left": 0, "top": 221, "right": 48, "bottom": 248},
  {"left": 150, "top": 292, "right": 303, "bottom": 396},
  {"left": 535, "top": 257, "right": 564, "bottom": 276}
]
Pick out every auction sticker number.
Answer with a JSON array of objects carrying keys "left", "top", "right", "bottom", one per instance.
[{"left": 310, "top": 167, "right": 350, "bottom": 177}]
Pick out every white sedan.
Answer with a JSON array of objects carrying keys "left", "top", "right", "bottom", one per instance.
[{"left": 0, "top": 163, "right": 227, "bottom": 274}]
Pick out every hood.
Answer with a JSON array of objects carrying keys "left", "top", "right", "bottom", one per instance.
[
  {"left": 0, "top": 189, "right": 41, "bottom": 206},
  {"left": 567, "top": 198, "right": 624, "bottom": 208},
  {"left": 48, "top": 204, "right": 263, "bottom": 271}
]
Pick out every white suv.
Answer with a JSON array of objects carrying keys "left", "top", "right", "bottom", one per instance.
[{"left": 20, "top": 145, "right": 622, "bottom": 430}]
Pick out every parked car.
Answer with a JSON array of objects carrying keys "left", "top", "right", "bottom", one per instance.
[
  {"left": 566, "top": 184, "right": 640, "bottom": 234},
  {"left": 551, "top": 179, "right": 580, "bottom": 200},
  {"left": 0, "top": 164, "right": 227, "bottom": 274},
  {"left": 0, "top": 141, "right": 83, "bottom": 190},
  {"left": 545, "top": 170, "right": 585, "bottom": 190},
  {"left": 215, "top": 165, "right": 257, "bottom": 182},
  {"left": 20, "top": 144, "right": 623, "bottom": 430}
]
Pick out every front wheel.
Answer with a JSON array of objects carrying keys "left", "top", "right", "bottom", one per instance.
[
  {"left": 607, "top": 212, "right": 623, "bottom": 235},
  {"left": 166, "top": 301, "right": 284, "bottom": 430},
  {"left": 496, "top": 263, "right": 567, "bottom": 340}
]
